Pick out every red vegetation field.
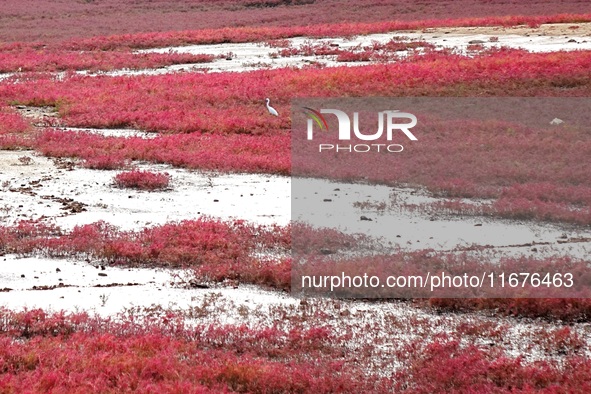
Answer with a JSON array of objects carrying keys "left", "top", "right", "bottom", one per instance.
[
  {"left": 0, "top": 50, "right": 213, "bottom": 73},
  {"left": 1, "top": 2, "right": 591, "bottom": 391},
  {"left": 1, "top": 307, "right": 590, "bottom": 393},
  {"left": 0, "top": 308, "right": 378, "bottom": 393},
  {"left": 3, "top": 49, "right": 589, "bottom": 134},
  {"left": 0, "top": 0, "right": 588, "bottom": 44},
  {"left": 0, "top": 107, "right": 30, "bottom": 134},
  {"left": 35, "top": 130, "right": 289, "bottom": 174},
  {"left": 0, "top": 219, "right": 291, "bottom": 290},
  {"left": 2, "top": 48, "right": 590, "bottom": 224},
  {"left": 54, "top": 13, "right": 591, "bottom": 51}
]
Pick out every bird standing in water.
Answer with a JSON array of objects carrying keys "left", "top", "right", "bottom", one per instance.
[{"left": 265, "top": 98, "right": 279, "bottom": 116}]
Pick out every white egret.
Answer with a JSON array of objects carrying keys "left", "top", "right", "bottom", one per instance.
[{"left": 265, "top": 98, "right": 279, "bottom": 117}]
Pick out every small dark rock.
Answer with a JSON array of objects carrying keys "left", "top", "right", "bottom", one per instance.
[
  {"left": 468, "top": 39, "right": 486, "bottom": 44},
  {"left": 568, "top": 39, "right": 577, "bottom": 43},
  {"left": 98, "top": 273, "right": 107, "bottom": 277},
  {"left": 323, "top": 199, "right": 332, "bottom": 202},
  {"left": 20, "top": 274, "right": 25, "bottom": 278},
  {"left": 56, "top": 268, "right": 61, "bottom": 273},
  {"left": 189, "top": 280, "right": 209, "bottom": 289},
  {"left": 319, "top": 248, "right": 335, "bottom": 255},
  {"left": 474, "top": 223, "right": 482, "bottom": 227},
  {"left": 360, "top": 216, "right": 373, "bottom": 221}
]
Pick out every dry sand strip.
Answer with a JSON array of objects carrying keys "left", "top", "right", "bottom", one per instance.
[
  {"left": 0, "top": 254, "right": 297, "bottom": 318},
  {"left": 0, "top": 150, "right": 290, "bottom": 230},
  {"left": 416, "top": 22, "right": 591, "bottom": 36}
]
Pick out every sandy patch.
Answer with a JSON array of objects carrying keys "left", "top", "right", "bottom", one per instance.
[
  {"left": 416, "top": 22, "right": 591, "bottom": 37},
  {"left": 55, "top": 126, "right": 158, "bottom": 139},
  {"left": 0, "top": 151, "right": 290, "bottom": 230},
  {"left": 0, "top": 254, "right": 296, "bottom": 316}
]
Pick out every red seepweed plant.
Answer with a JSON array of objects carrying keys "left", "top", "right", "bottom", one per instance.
[
  {"left": 0, "top": 107, "right": 31, "bottom": 135},
  {"left": 114, "top": 170, "right": 171, "bottom": 191}
]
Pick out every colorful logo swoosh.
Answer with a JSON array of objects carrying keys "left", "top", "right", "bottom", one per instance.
[{"left": 303, "top": 107, "right": 329, "bottom": 131}]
